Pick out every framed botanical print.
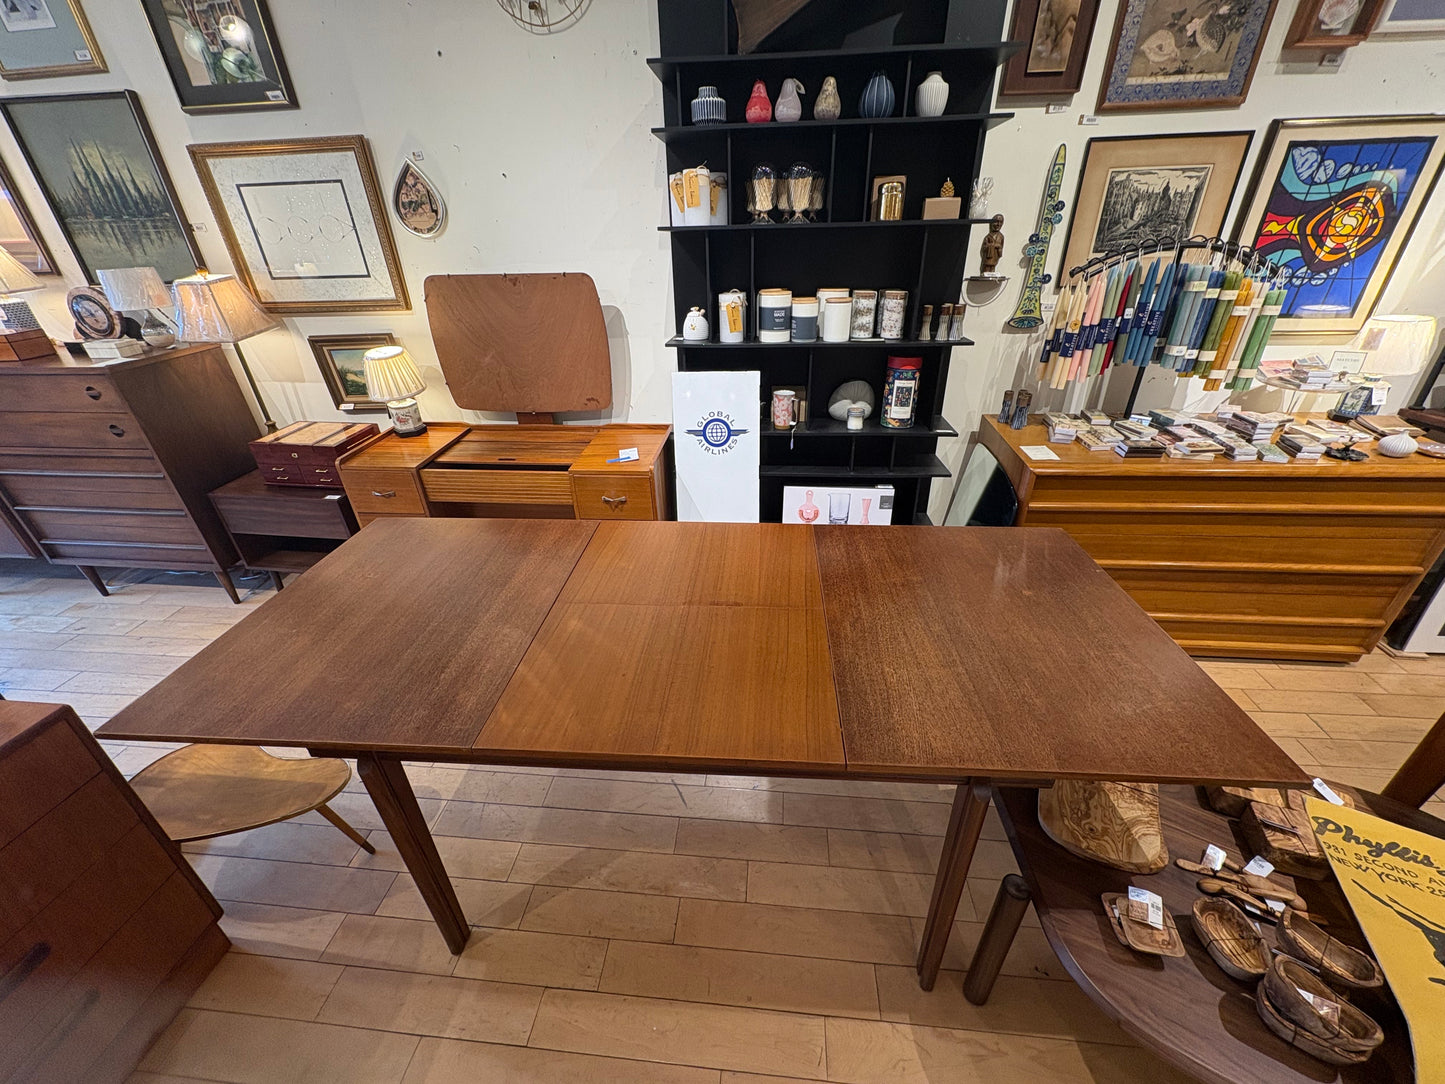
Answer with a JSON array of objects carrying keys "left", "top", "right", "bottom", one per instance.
[
  {"left": 999, "top": 0, "right": 1102, "bottom": 98},
  {"left": 0, "top": 154, "right": 55, "bottom": 273},
  {"left": 1097, "top": 0, "right": 1278, "bottom": 112},
  {"left": 1373, "top": 0, "right": 1445, "bottom": 32},
  {"left": 0, "top": 0, "right": 105, "bottom": 80},
  {"left": 1284, "top": 0, "right": 1385, "bottom": 47},
  {"left": 0, "top": 91, "right": 201, "bottom": 283},
  {"left": 1233, "top": 116, "right": 1445, "bottom": 336},
  {"left": 1057, "top": 132, "right": 1253, "bottom": 281},
  {"left": 189, "top": 135, "right": 411, "bottom": 314},
  {"left": 140, "top": 0, "right": 297, "bottom": 114},
  {"left": 310, "top": 333, "right": 396, "bottom": 413}
]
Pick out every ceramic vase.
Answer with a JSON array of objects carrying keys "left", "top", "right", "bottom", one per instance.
[
  {"left": 745, "top": 80, "right": 772, "bottom": 123},
  {"left": 858, "top": 71, "right": 895, "bottom": 118},
  {"left": 814, "top": 75, "right": 841, "bottom": 120},
  {"left": 775, "top": 78, "right": 804, "bottom": 122},
  {"left": 690, "top": 85, "right": 726, "bottom": 125},
  {"left": 915, "top": 71, "right": 949, "bottom": 117},
  {"left": 681, "top": 306, "right": 709, "bottom": 341},
  {"left": 1378, "top": 433, "right": 1419, "bottom": 457}
]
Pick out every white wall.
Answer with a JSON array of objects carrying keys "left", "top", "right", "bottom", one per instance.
[{"left": 2, "top": 2, "right": 1443, "bottom": 522}]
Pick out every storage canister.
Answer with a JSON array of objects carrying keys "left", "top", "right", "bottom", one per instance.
[
  {"left": 758, "top": 288, "right": 792, "bottom": 342},
  {"left": 882, "top": 356, "right": 921, "bottom": 429}
]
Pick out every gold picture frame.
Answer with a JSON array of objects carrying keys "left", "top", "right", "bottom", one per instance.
[
  {"left": 0, "top": 0, "right": 106, "bottom": 81},
  {"left": 310, "top": 333, "right": 397, "bottom": 413},
  {"left": 188, "top": 135, "right": 411, "bottom": 315}
]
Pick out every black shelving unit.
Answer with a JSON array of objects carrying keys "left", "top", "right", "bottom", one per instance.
[{"left": 654, "top": 0, "right": 1018, "bottom": 524}]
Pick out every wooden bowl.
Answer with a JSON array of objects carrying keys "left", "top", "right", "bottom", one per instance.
[
  {"left": 1255, "top": 981, "right": 1375, "bottom": 1067},
  {"left": 1260, "top": 956, "right": 1383, "bottom": 1054},
  {"left": 1278, "top": 908, "right": 1383, "bottom": 990},
  {"left": 1101, "top": 893, "right": 1185, "bottom": 957},
  {"left": 1191, "top": 898, "right": 1269, "bottom": 981}
]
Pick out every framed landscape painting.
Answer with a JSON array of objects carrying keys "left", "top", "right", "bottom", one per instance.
[
  {"left": 998, "top": 0, "right": 1102, "bottom": 98},
  {"left": 0, "top": 154, "right": 55, "bottom": 273},
  {"left": 0, "top": 91, "right": 201, "bottom": 283},
  {"left": 0, "top": 0, "right": 105, "bottom": 80},
  {"left": 1234, "top": 116, "right": 1445, "bottom": 335},
  {"left": 189, "top": 135, "right": 410, "bottom": 314},
  {"left": 1097, "top": 0, "right": 1278, "bottom": 111},
  {"left": 310, "top": 332, "right": 395, "bottom": 412},
  {"left": 140, "top": 0, "right": 297, "bottom": 113},
  {"left": 1374, "top": 0, "right": 1445, "bottom": 32},
  {"left": 1057, "top": 132, "right": 1253, "bottom": 281}
]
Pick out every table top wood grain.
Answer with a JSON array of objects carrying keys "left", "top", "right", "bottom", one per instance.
[{"left": 100, "top": 519, "right": 1306, "bottom": 787}]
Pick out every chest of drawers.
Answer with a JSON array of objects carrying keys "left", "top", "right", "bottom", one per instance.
[
  {"left": 0, "top": 346, "right": 260, "bottom": 599},
  {"left": 0, "top": 699, "right": 227, "bottom": 1083}
]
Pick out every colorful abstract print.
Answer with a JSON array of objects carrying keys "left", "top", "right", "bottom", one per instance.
[{"left": 1251, "top": 136, "right": 1436, "bottom": 318}]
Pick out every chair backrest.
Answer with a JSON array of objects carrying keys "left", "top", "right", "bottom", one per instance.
[{"left": 944, "top": 442, "right": 1018, "bottom": 527}]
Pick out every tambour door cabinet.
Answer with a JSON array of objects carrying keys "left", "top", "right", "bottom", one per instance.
[
  {"left": 0, "top": 700, "right": 227, "bottom": 1083},
  {"left": 978, "top": 415, "right": 1445, "bottom": 663},
  {"left": 0, "top": 345, "right": 260, "bottom": 599}
]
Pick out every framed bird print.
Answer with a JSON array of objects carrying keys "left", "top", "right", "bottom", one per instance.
[
  {"left": 1097, "top": 0, "right": 1279, "bottom": 112},
  {"left": 1233, "top": 116, "right": 1445, "bottom": 335}
]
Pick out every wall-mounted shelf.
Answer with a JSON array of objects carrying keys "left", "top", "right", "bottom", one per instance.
[
  {"left": 652, "top": 113, "right": 1012, "bottom": 141},
  {"left": 761, "top": 414, "right": 958, "bottom": 438},
  {"left": 759, "top": 457, "right": 951, "bottom": 479},
  {"left": 647, "top": 40, "right": 1023, "bottom": 82},
  {"left": 660, "top": 220, "right": 987, "bottom": 233},
  {"left": 667, "top": 338, "right": 973, "bottom": 350}
]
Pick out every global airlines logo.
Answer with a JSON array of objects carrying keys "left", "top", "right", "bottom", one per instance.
[{"left": 686, "top": 411, "right": 749, "bottom": 456}]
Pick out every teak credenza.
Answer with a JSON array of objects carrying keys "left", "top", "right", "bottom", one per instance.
[{"left": 979, "top": 415, "right": 1445, "bottom": 662}]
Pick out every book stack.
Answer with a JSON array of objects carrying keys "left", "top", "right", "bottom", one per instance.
[
  {"left": 1354, "top": 414, "right": 1425, "bottom": 438},
  {"left": 1165, "top": 437, "right": 1224, "bottom": 461},
  {"left": 1209, "top": 429, "right": 1260, "bottom": 460},
  {"left": 1075, "top": 427, "right": 1122, "bottom": 452},
  {"left": 1275, "top": 355, "right": 1340, "bottom": 391},
  {"left": 1113, "top": 419, "right": 1158, "bottom": 441},
  {"left": 1226, "top": 411, "right": 1291, "bottom": 442},
  {"left": 1043, "top": 412, "right": 1080, "bottom": 444},
  {"left": 1148, "top": 409, "right": 1192, "bottom": 428},
  {"left": 1278, "top": 431, "right": 1326, "bottom": 460},
  {"left": 1082, "top": 410, "right": 1112, "bottom": 427},
  {"left": 1304, "top": 419, "right": 1371, "bottom": 446},
  {"left": 1114, "top": 438, "right": 1165, "bottom": 459}
]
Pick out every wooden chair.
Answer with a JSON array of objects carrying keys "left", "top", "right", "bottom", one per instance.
[
  {"left": 128, "top": 744, "right": 376, "bottom": 852},
  {"left": 1381, "top": 708, "right": 1445, "bottom": 808}
]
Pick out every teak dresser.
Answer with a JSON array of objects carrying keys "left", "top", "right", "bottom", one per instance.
[{"left": 979, "top": 415, "right": 1445, "bottom": 662}]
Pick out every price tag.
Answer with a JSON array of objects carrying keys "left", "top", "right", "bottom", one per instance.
[
  {"left": 1078, "top": 114, "right": 1100, "bottom": 126},
  {"left": 1202, "top": 844, "right": 1227, "bottom": 872},
  {"left": 1020, "top": 445, "right": 1059, "bottom": 461},
  {"left": 1244, "top": 856, "right": 1275, "bottom": 878},
  {"left": 1312, "top": 778, "right": 1346, "bottom": 805},
  {"left": 266, "top": 90, "right": 286, "bottom": 101},
  {"left": 1370, "top": 384, "right": 1387, "bottom": 406},
  {"left": 74, "top": 49, "right": 92, "bottom": 61},
  {"left": 1266, "top": 898, "right": 1286, "bottom": 915},
  {"left": 684, "top": 171, "right": 702, "bottom": 209},
  {"left": 606, "top": 447, "right": 639, "bottom": 463},
  {"left": 1045, "top": 103, "right": 1068, "bottom": 114},
  {"left": 1127, "top": 885, "right": 1164, "bottom": 929}
]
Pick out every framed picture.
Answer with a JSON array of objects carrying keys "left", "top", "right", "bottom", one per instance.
[
  {"left": 139, "top": 0, "right": 297, "bottom": 114},
  {"left": 0, "top": 91, "right": 201, "bottom": 283},
  {"left": 1234, "top": 116, "right": 1445, "bottom": 336},
  {"left": 0, "top": 154, "right": 55, "bottom": 273},
  {"left": 1285, "top": 0, "right": 1385, "bottom": 47},
  {"left": 310, "top": 333, "right": 396, "bottom": 413},
  {"left": 999, "top": 0, "right": 1103, "bottom": 98},
  {"left": 1097, "top": 0, "right": 1278, "bottom": 112},
  {"left": 1374, "top": 0, "right": 1445, "bottom": 32},
  {"left": 0, "top": 0, "right": 105, "bottom": 80},
  {"left": 1057, "top": 132, "right": 1253, "bottom": 281},
  {"left": 189, "top": 135, "right": 411, "bottom": 314}
]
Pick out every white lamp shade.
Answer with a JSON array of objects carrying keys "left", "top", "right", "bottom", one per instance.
[
  {"left": 0, "top": 245, "right": 44, "bottom": 296},
  {"left": 98, "top": 266, "right": 171, "bottom": 311},
  {"left": 1354, "top": 314, "right": 1439, "bottom": 376},
  {"left": 172, "top": 272, "right": 278, "bottom": 343},
  {"left": 363, "top": 346, "right": 426, "bottom": 402}
]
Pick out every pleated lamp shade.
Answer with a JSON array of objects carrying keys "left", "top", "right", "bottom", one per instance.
[
  {"left": 172, "top": 272, "right": 278, "bottom": 343},
  {"left": 97, "top": 267, "right": 171, "bottom": 311},
  {"left": 362, "top": 346, "right": 426, "bottom": 402},
  {"left": 0, "top": 246, "right": 44, "bottom": 296}
]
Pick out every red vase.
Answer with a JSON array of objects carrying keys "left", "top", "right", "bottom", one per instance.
[{"left": 745, "top": 80, "right": 772, "bottom": 123}]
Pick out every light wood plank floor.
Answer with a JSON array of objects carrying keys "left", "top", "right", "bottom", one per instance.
[{"left": 3, "top": 562, "right": 1442, "bottom": 1084}]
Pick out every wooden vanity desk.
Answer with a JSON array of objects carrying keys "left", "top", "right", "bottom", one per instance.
[{"left": 979, "top": 414, "right": 1445, "bottom": 663}]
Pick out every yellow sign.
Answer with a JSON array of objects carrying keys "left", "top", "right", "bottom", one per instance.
[{"left": 1308, "top": 796, "right": 1445, "bottom": 1084}]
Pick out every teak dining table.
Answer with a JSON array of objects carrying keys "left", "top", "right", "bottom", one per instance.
[{"left": 99, "top": 518, "right": 1306, "bottom": 990}]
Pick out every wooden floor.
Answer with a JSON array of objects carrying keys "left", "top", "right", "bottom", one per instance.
[{"left": 3, "top": 561, "right": 1442, "bottom": 1084}]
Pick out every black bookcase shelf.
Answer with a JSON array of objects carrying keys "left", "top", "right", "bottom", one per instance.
[{"left": 656, "top": 0, "right": 1012, "bottom": 523}]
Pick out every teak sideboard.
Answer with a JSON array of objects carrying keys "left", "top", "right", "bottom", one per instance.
[{"left": 979, "top": 415, "right": 1445, "bottom": 662}]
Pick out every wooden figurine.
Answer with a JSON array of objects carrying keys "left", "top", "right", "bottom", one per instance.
[{"left": 980, "top": 214, "right": 1005, "bottom": 275}]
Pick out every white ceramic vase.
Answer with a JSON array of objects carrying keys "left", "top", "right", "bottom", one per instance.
[
  {"left": 1378, "top": 432, "right": 1419, "bottom": 457},
  {"left": 775, "top": 78, "right": 804, "bottom": 122},
  {"left": 916, "top": 71, "right": 949, "bottom": 117}
]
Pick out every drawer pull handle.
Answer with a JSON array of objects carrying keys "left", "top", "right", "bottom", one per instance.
[
  {"left": 372, "top": 489, "right": 396, "bottom": 498},
  {"left": 107, "top": 424, "right": 125, "bottom": 438},
  {"left": 84, "top": 386, "right": 101, "bottom": 400},
  {"left": 601, "top": 495, "right": 628, "bottom": 507}
]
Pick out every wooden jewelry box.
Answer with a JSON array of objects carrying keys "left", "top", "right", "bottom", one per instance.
[{"left": 251, "top": 421, "right": 380, "bottom": 487}]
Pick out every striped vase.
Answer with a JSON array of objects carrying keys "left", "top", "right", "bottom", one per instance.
[
  {"left": 858, "top": 71, "right": 895, "bottom": 118},
  {"left": 690, "top": 85, "right": 726, "bottom": 125}
]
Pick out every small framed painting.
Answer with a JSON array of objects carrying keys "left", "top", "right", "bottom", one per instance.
[
  {"left": 1373, "top": 0, "right": 1445, "bottom": 32},
  {"left": 310, "top": 333, "right": 396, "bottom": 413},
  {"left": 0, "top": 0, "right": 105, "bottom": 80},
  {"left": 0, "top": 154, "right": 56, "bottom": 274},
  {"left": 189, "top": 135, "right": 411, "bottom": 314},
  {"left": 1057, "top": 132, "right": 1253, "bottom": 281},
  {"left": 1097, "top": 0, "right": 1278, "bottom": 112},
  {"left": 1284, "top": 0, "right": 1385, "bottom": 47},
  {"left": 999, "top": 0, "right": 1103, "bottom": 98},
  {"left": 139, "top": 0, "right": 297, "bottom": 113},
  {"left": 1233, "top": 115, "right": 1445, "bottom": 336}
]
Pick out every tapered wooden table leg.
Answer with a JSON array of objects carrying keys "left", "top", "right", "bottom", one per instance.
[
  {"left": 355, "top": 752, "right": 469, "bottom": 954},
  {"left": 963, "top": 873, "right": 1031, "bottom": 1005},
  {"left": 1381, "top": 708, "right": 1445, "bottom": 808},
  {"left": 916, "top": 780, "right": 990, "bottom": 991}
]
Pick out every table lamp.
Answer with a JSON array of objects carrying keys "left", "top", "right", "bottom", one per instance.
[
  {"left": 1353, "top": 314, "right": 1439, "bottom": 413},
  {"left": 97, "top": 266, "right": 176, "bottom": 348},
  {"left": 0, "top": 245, "right": 45, "bottom": 332},
  {"left": 362, "top": 345, "right": 427, "bottom": 436},
  {"left": 173, "top": 270, "right": 280, "bottom": 432}
]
